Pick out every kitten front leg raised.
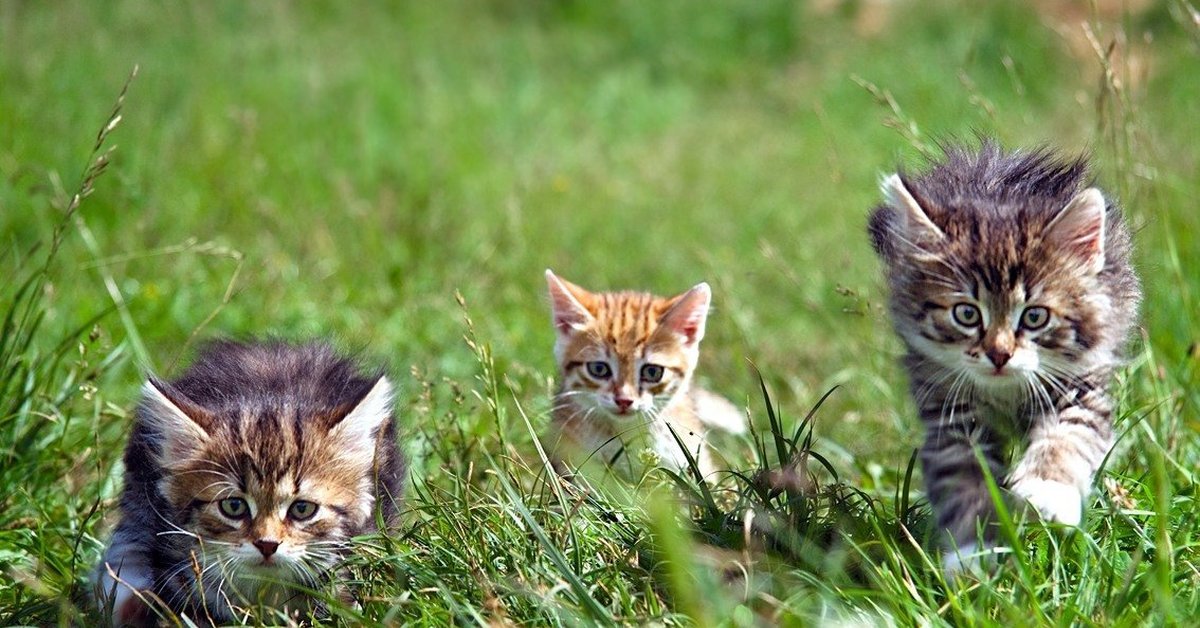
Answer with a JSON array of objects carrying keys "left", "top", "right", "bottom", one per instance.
[{"left": 1008, "top": 393, "right": 1113, "bottom": 526}]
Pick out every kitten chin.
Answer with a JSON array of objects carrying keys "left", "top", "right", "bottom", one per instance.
[
  {"left": 869, "top": 141, "right": 1140, "bottom": 573},
  {"left": 543, "top": 270, "right": 745, "bottom": 480},
  {"left": 93, "top": 340, "right": 406, "bottom": 626}
]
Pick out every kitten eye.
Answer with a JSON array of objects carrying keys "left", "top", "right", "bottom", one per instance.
[
  {"left": 951, "top": 303, "right": 981, "bottom": 327},
  {"left": 287, "top": 500, "right": 319, "bottom": 521},
  {"left": 585, "top": 361, "right": 612, "bottom": 379},
  {"left": 640, "top": 364, "right": 665, "bottom": 383},
  {"left": 1020, "top": 306, "right": 1051, "bottom": 330},
  {"left": 218, "top": 497, "right": 249, "bottom": 519}
]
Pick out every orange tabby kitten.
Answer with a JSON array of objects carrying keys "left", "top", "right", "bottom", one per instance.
[{"left": 544, "top": 270, "right": 744, "bottom": 479}]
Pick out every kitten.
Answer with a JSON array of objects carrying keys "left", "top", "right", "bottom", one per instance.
[
  {"left": 544, "top": 270, "right": 745, "bottom": 479},
  {"left": 93, "top": 340, "right": 406, "bottom": 625},
  {"left": 868, "top": 142, "right": 1140, "bottom": 573}
]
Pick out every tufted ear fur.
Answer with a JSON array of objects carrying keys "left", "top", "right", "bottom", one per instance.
[
  {"left": 882, "top": 173, "right": 946, "bottom": 244},
  {"left": 659, "top": 282, "right": 711, "bottom": 346},
  {"left": 140, "top": 379, "right": 213, "bottom": 464},
  {"left": 328, "top": 376, "right": 393, "bottom": 458},
  {"left": 545, "top": 269, "right": 596, "bottom": 335},
  {"left": 1044, "top": 187, "right": 1106, "bottom": 275}
]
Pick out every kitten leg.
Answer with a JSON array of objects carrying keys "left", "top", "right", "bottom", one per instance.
[
  {"left": 920, "top": 423, "right": 1007, "bottom": 574},
  {"left": 650, "top": 418, "right": 714, "bottom": 478},
  {"left": 93, "top": 523, "right": 155, "bottom": 626},
  {"left": 547, "top": 414, "right": 630, "bottom": 477},
  {"left": 1008, "top": 391, "right": 1113, "bottom": 526}
]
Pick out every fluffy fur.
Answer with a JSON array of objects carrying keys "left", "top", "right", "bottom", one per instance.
[
  {"left": 543, "top": 270, "right": 745, "bottom": 480},
  {"left": 93, "top": 340, "right": 406, "bottom": 625},
  {"left": 868, "top": 142, "right": 1140, "bottom": 572}
]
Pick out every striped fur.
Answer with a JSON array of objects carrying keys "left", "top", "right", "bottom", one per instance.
[
  {"left": 93, "top": 340, "right": 405, "bottom": 625},
  {"left": 543, "top": 270, "right": 744, "bottom": 480},
  {"left": 868, "top": 143, "right": 1140, "bottom": 572}
]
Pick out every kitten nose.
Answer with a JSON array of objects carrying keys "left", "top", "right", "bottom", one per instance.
[
  {"left": 614, "top": 398, "right": 633, "bottom": 412},
  {"left": 253, "top": 539, "right": 280, "bottom": 558},
  {"left": 986, "top": 348, "right": 1011, "bottom": 369}
]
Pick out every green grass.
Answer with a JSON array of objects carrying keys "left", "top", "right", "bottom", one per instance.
[{"left": 2, "top": 0, "right": 1198, "bottom": 624}]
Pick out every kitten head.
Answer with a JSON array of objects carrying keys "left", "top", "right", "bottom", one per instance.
[
  {"left": 140, "top": 369, "right": 394, "bottom": 587},
  {"left": 546, "top": 270, "right": 710, "bottom": 419},
  {"left": 868, "top": 143, "right": 1139, "bottom": 393}
]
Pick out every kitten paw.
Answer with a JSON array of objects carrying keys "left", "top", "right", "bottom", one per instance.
[
  {"left": 112, "top": 587, "right": 152, "bottom": 626},
  {"left": 96, "top": 564, "right": 153, "bottom": 627},
  {"left": 941, "top": 542, "right": 1002, "bottom": 578},
  {"left": 1010, "top": 477, "right": 1082, "bottom": 526}
]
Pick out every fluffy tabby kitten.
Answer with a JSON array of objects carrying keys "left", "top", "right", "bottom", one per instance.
[
  {"left": 544, "top": 270, "right": 745, "bottom": 479},
  {"left": 93, "top": 340, "right": 405, "bottom": 625},
  {"left": 868, "top": 143, "right": 1140, "bottom": 572}
]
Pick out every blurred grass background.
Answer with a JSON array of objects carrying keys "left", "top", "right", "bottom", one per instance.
[{"left": 2, "top": 0, "right": 1198, "bottom": 624}]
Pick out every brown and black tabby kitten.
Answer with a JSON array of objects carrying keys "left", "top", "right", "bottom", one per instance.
[
  {"left": 94, "top": 340, "right": 405, "bottom": 625},
  {"left": 869, "top": 143, "right": 1140, "bottom": 572},
  {"left": 544, "top": 270, "right": 745, "bottom": 479}
]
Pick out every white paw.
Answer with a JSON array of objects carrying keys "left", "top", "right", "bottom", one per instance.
[
  {"left": 941, "top": 542, "right": 1002, "bottom": 578},
  {"left": 1010, "top": 477, "right": 1082, "bottom": 526},
  {"left": 941, "top": 542, "right": 979, "bottom": 576},
  {"left": 112, "top": 586, "right": 151, "bottom": 626},
  {"left": 96, "top": 565, "right": 153, "bottom": 626}
]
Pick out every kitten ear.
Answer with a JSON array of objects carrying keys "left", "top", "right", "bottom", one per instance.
[
  {"left": 1044, "top": 187, "right": 1106, "bottom": 275},
  {"left": 328, "top": 376, "right": 393, "bottom": 456},
  {"left": 545, "top": 269, "right": 595, "bottom": 335},
  {"left": 659, "top": 282, "right": 711, "bottom": 346},
  {"left": 881, "top": 173, "right": 945, "bottom": 243},
  {"left": 140, "top": 379, "right": 212, "bottom": 462}
]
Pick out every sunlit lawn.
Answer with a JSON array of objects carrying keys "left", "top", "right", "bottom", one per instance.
[{"left": 1, "top": 1, "right": 1197, "bottom": 624}]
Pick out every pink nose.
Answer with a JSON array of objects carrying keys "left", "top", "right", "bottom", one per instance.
[
  {"left": 614, "top": 398, "right": 633, "bottom": 411},
  {"left": 253, "top": 539, "right": 279, "bottom": 558},
  {"left": 986, "top": 348, "right": 1011, "bottom": 369}
]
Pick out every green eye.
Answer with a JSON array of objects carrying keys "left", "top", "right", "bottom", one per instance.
[
  {"left": 585, "top": 361, "right": 612, "bottom": 379},
  {"left": 1020, "top": 306, "right": 1051, "bottom": 330},
  {"left": 640, "top": 364, "right": 665, "bottom": 383},
  {"left": 218, "top": 497, "right": 249, "bottom": 519},
  {"left": 288, "top": 500, "right": 319, "bottom": 521},
  {"left": 951, "top": 303, "right": 981, "bottom": 327}
]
